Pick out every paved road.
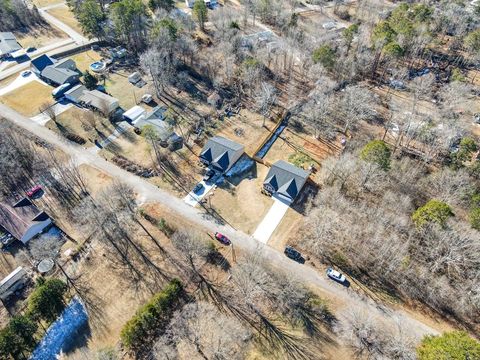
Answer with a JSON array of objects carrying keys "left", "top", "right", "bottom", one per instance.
[
  {"left": 0, "top": 104, "right": 441, "bottom": 339},
  {"left": 39, "top": 4, "right": 89, "bottom": 45}
]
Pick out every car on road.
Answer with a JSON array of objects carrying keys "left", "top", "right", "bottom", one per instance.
[
  {"left": 26, "top": 47, "right": 36, "bottom": 53},
  {"left": 26, "top": 185, "right": 42, "bottom": 198},
  {"left": 21, "top": 70, "right": 31, "bottom": 78},
  {"left": 326, "top": 268, "right": 346, "bottom": 283},
  {"left": 284, "top": 246, "right": 304, "bottom": 263},
  {"left": 193, "top": 183, "right": 204, "bottom": 194},
  {"left": 215, "top": 232, "right": 231, "bottom": 245},
  {"left": 203, "top": 169, "right": 215, "bottom": 182}
]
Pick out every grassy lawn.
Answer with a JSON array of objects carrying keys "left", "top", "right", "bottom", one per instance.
[
  {"left": 0, "top": 81, "right": 52, "bottom": 116},
  {"left": 45, "top": 107, "right": 116, "bottom": 147},
  {"left": 68, "top": 50, "right": 102, "bottom": 73},
  {"left": 46, "top": 5, "right": 83, "bottom": 35},
  {"left": 99, "top": 130, "right": 154, "bottom": 168},
  {"left": 105, "top": 71, "right": 143, "bottom": 110},
  {"left": 15, "top": 27, "right": 67, "bottom": 49},
  {"left": 210, "top": 163, "right": 273, "bottom": 234}
]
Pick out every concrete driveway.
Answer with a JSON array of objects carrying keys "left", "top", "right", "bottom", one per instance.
[
  {"left": 253, "top": 195, "right": 291, "bottom": 244},
  {"left": 184, "top": 177, "right": 219, "bottom": 207}
]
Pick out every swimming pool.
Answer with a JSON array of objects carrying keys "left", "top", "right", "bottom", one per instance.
[{"left": 90, "top": 61, "right": 106, "bottom": 73}]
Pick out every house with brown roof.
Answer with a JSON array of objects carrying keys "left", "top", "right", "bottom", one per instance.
[{"left": 0, "top": 198, "right": 52, "bottom": 245}]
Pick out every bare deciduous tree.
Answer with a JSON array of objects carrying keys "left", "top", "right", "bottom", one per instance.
[{"left": 154, "top": 302, "right": 251, "bottom": 360}]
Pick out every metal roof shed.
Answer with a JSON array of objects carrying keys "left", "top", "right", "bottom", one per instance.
[{"left": 123, "top": 105, "right": 146, "bottom": 122}]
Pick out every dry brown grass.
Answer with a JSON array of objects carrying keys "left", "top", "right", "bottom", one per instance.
[
  {"left": 0, "top": 81, "right": 52, "bottom": 116},
  {"left": 32, "top": 0, "right": 63, "bottom": 7},
  {"left": 15, "top": 26, "right": 67, "bottom": 49},
  {"left": 105, "top": 71, "right": 143, "bottom": 110},
  {"left": 210, "top": 164, "right": 273, "bottom": 234},
  {"left": 46, "top": 5, "right": 83, "bottom": 34},
  {"left": 216, "top": 109, "right": 271, "bottom": 156},
  {"left": 68, "top": 50, "right": 102, "bottom": 74},
  {"left": 45, "top": 107, "right": 116, "bottom": 147}
]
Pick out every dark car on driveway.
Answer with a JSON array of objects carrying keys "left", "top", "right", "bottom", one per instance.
[
  {"left": 284, "top": 246, "right": 304, "bottom": 263},
  {"left": 215, "top": 232, "right": 231, "bottom": 245},
  {"left": 193, "top": 183, "right": 204, "bottom": 194}
]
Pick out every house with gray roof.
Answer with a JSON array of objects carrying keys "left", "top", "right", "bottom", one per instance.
[
  {"left": 80, "top": 89, "right": 119, "bottom": 114},
  {"left": 0, "top": 32, "right": 21, "bottom": 58},
  {"left": 64, "top": 84, "right": 88, "bottom": 103},
  {"left": 133, "top": 106, "right": 183, "bottom": 150},
  {"left": 0, "top": 198, "right": 52, "bottom": 245},
  {"left": 263, "top": 160, "right": 309, "bottom": 203},
  {"left": 31, "top": 55, "right": 79, "bottom": 86},
  {"left": 199, "top": 136, "right": 244, "bottom": 172}
]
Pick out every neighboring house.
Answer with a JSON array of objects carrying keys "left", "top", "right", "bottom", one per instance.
[
  {"left": 64, "top": 84, "right": 88, "bottom": 103},
  {"left": 65, "top": 84, "right": 119, "bottom": 114},
  {"left": 31, "top": 55, "right": 80, "bottom": 86},
  {"left": 0, "top": 198, "right": 52, "bottom": 245},
  {"left": 199, "top": 136, "right": 244, "bottom": 172},
  {"left": 263, "top": 160, "right": 310, "bottom": 203},
  {"left": 0, "top": 267, "right": 28, "bottom": 301},
  {"left": 134, "top": 106, "right": 183, "bottom": 150},
  {"left": 80, "top": 90, "right": 119, "bottom": 114},
  {"left": 123, "top": 105, "right": 146, "bottom": 122},
  {"left": 0, "top": 32, "right": 22, "bottom": 59}
]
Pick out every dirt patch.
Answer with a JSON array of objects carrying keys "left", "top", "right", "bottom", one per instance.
[
  {"left": 0, "top": 81, "right": 52, "bottom": 116},
  {"left": 210, "top": 163, "right": 273, "bottom": 234},
  {"left": 216, "top": 109, "right": 271, "bottom": 156}
]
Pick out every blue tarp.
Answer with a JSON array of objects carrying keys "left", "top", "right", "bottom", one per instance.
[{"left": 30, "top": 297, "right": 88, "bottom": 360}]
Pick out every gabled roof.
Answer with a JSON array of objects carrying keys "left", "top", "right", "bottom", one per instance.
[
  {"left": 200, "top": 136, "right": 244, "bottom": 171},
  {"left": 134, "top": 106, "right": 175, "bottom": 142},
  {"left": 54, "top": 58, "right": 76, "bottom": 70},
  {"left": 263, "top": 160, "right": 309, "bottom": 201},
  {"left": 31, "top": 54, "right": 56, "bottom": 72},
  {"left": 0, "top": 32, "right": 21, "bottom": 56},
  {"left": 41, "top": 66, "right": 78, "bottom": 85},
  {"left": 79, "top": 90, "right": 118, "bottom": 112},
  {"left": 0, "top": 198, "right": 50, "bottom": 241},
  {"left": 200, "top": 148, "right": 213, "bottom": 162},
  {"left": 65, "top": 84, "right": 88, "bottom": 102}
]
